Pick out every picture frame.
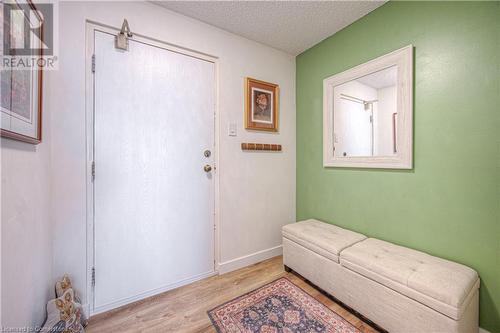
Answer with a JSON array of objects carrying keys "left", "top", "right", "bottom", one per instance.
[
  {"left": 0, "top": 0, "right": 43, "bottom": 144},
  {"left": 245, "top": 77, "right": 279, "bottom": 132}
]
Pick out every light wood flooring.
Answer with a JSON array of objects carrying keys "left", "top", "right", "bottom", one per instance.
[{"left": 87, "top": 256, "right": 379, "bottom": 333}]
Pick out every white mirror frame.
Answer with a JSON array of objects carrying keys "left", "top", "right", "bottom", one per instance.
[{"left": 323, "top": 45, "right": 413, "bottom": 169}]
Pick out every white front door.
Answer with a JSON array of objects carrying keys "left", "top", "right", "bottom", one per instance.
[{"left": 93, "top": 30, "right": 216, "bottom": 313}]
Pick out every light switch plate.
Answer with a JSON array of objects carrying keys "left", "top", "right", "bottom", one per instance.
[{"left": 228, "top": 122, "right": 237, "bottom": 136}]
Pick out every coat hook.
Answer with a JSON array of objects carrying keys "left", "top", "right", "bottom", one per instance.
[
  {"left": 120, "top": 19, "right": 133, "bottom": 37},
  {"left": 115, "top": 19, "right": 133, "bottom": 51}
]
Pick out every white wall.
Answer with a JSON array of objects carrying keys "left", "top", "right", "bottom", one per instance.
[
  {"left": 1, "top": 99, "right": 53, "bottom": 328},
  {"left": 375, "top": 86, "right": 396, "bottom": 156},
  {"left": 48, "top": 1, "right": 295, "bottom": 310}
]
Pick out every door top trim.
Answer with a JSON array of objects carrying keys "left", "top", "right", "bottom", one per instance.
[{"left": 87, "top": 20, "right": 219, "bottom": 64}]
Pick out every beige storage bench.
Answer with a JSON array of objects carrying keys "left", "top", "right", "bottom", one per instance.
[{"left": 282, "top": 219, "right": 480, "bottom": 333}]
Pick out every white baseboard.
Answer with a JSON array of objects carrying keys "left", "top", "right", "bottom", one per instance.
[
  {"left": 479, "top": 328, "right": 490, "bottom": 333},
  {"left": 83, "top": 303, "right": 90, "bottom": 320},
  {"left": 218, "top": 245, "right": 282, "bottom": 274},
  {"left": 90, "top": 270, "right": 216, "bottom": 316}
]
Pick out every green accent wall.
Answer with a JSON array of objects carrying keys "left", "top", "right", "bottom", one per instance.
[{"left": 296, "top": 2, "right": 500, "bottom": 332}]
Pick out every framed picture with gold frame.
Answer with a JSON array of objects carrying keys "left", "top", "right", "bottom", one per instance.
[{"left": 245, "top": 77, "right": 279, "bottom": 132}]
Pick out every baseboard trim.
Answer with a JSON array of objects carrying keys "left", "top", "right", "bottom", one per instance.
[
  {"left": 479, "top": 328, "right": 490, "bottom": 333},
  {"left": 82, "top": 303, "right": 90, "bottom": 320},
  {"left": 91, "top": 270, "right": 217, "bottom": 316},
  {"left": 218, "top": 245, "right": 282, "bottom": 274}
]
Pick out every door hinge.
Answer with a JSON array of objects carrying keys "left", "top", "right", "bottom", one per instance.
[
  {"left": 91, "top": 267, "right": 96, "bottom": 287},
  {"left": 91, "top": 54, "right": 96, "bottom": 73},
  {"left": 91, "top": 161, "right": 95, "bottom": 181}
]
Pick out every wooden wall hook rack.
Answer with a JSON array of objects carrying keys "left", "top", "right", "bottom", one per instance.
[{"left": 241, "top": 143, "right": 282, "bottom": 151}]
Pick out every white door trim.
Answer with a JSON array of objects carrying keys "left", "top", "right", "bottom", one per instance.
[{"left": 85, "top": 21, "right": 220, "bottom": 317}]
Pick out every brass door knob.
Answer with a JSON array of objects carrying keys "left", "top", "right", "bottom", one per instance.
[{"left": 204, "top": 165, "right": 212, "bottom": 172}]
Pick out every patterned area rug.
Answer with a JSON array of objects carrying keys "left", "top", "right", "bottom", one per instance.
[{"left": 208, "top": 277, "right": 361, "bottom": 333}]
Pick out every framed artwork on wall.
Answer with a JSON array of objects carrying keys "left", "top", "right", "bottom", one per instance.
[
  {"left": 0, "top": 0, "right": 43, "bottom": 144},
  {"left": 245, "top": 77, "right": 279, "bottom": 132}
]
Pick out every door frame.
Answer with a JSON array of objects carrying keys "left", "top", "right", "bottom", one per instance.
[{"left": 85, "top": 21, "right": 220, "bottom": 316}]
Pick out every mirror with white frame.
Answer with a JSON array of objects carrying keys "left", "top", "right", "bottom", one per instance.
[{"left": 323, "top": 45, "right": 413, "bottom": 169}]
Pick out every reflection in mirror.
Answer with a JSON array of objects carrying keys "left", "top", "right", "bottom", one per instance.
[{"left": 333, "top": 66, "right": 397, "bottom": 157}]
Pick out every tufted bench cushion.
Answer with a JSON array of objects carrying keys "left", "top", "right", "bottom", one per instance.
[
  {"left": 340, "top": 238, "right": 480, "bottom": 321},
  {"left": 282, "top": 219, "right": 366, "bottom": 262}
]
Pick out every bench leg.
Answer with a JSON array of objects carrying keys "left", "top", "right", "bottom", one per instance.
[{"left": 284, "top": 265, "right": 292, "bottom": 273}]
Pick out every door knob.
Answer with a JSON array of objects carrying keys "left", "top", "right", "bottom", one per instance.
[{"left": 204, "top": 165, "right": 212, "bottom": 172}]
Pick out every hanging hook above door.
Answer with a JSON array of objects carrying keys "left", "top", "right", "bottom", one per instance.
[{"left": 115, "top": 19, "right": 133, "bottom": 51}]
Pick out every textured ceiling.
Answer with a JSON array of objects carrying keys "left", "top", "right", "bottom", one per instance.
[
  {"left": 154, "top": 1, "right": 386, "bottom": 55},
  {"left": 357, "top": 66, "right": 397, "bottom": 89}
]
